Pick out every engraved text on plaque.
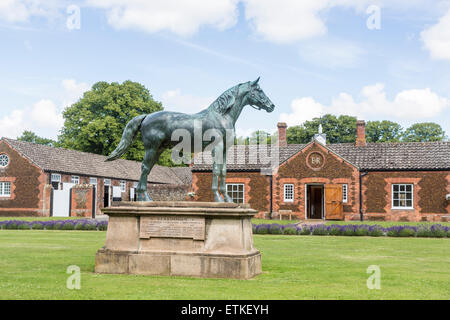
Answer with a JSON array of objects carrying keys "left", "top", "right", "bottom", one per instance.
[{"left": 140, "top": 216, "right": 205, "bottom": 240}]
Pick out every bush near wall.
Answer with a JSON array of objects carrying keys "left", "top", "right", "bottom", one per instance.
[
  {"left": 252, "top": 223, "right": 450, "bottom": 238},
  {"left": 0, "top": 219, "right": 107, "bottom": 231},
  {"left": 1, "top": 219, "right": 449, "bottom": 239}
]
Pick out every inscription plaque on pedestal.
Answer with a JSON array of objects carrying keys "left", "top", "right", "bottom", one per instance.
[{"left": 139, "top": 216, "right": 205, "bottom": 240}]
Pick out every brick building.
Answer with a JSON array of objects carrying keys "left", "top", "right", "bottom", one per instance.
[
  {"left": 0, "top": 138, "right": 191, "bottom": 217},
  {"left": 192, "top": 121, "right": 450, "bottom": 222}
]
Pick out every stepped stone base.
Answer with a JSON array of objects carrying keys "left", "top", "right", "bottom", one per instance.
[{"left": 95, "top": 201, "right": 262, "bottom": 279}]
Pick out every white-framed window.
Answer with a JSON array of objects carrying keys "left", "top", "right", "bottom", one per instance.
[
  {"left": 71, "top": 175, "right": 80, "bottom": 184},
  {"left": 342, "top": 184, "right": 348, "bottom": 203},
  {"left": 392, "top": 184, "right": 413, "bottom": 209},
  {"left": 283, "top": 184, "right": 294, "bottom": 202},
  {"left": 89, "top": 177, "right": 97, "bottom": 185},
  {"left": 0, "top": 181, "right": 11, "bottom": 196},
  {"left": 0, "top": 154, "right": 9, "bottom": 167},
  {"left": 120, "top": 180, "right": 126, "bottom": 192},
  {"left": 226, "top": 183, "right": 245, "bottom": 204},
  {"left": 51, "top": 173, "right": 61, "bottom": 190},
  {"left": 104, "top": 179, "right": 111, "bottom": 186}
]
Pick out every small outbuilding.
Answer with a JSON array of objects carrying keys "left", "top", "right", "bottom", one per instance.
[{"left": 0, "top": 138, "right": 191, "bottom": 217}]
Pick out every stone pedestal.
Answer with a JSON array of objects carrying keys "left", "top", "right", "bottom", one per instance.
[{"left": 95, "top": 201, "right": 262, "bottom": 279}]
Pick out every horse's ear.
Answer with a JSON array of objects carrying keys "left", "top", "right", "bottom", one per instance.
[{"left": 251, "top": 77, "right": 260, "bottom": 87}]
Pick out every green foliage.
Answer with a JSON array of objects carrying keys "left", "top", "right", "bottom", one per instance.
[
  {"left": 283, "top": 227, "right": 297, "bottom": 235},
  {"left": 17, "top": 131, "right": 57, "bottom": 147},
  {"left": 286, "top": 114, "right": 357, "bottom": 144},
  {"left": 31, "top": 223, "right": 44, "bottom": 230},
  {"left": 284, "top": 114, "right": 445, "bottom": 144},
  {"left": 398, "top": 228, "right": 416, "bottom": 237},
  {"left": 402, "top": 123, "right": 446, "bottom": 142},
  {"left": 366, "top": 121, "right": 403, "bottom": 143},
  {"left": 354, "top": 228, "right": 369, "bottom": 236},
  {"left": 58, "top": 80, "right": 163, "bottom": 162},
  {"left": 61, "top": 223, "right": 74, "bottom": 230}
]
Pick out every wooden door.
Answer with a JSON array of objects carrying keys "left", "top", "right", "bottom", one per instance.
[{"left": 325, "top": 184, "right": 344, "bottom": 220}]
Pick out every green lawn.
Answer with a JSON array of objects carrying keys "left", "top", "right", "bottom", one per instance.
[{"left": 0, "top": 230, "right": 449, "bottom": 299}]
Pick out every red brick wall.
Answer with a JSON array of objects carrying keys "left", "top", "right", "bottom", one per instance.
[
  {"left": 0, "top": 141, "right": 46, "bottom": 216},
  {"left": 192, "top": 142, "right": 359, "bottom": 219},
  {"left": 362, "top": 171, "right": 450, "bottom": 222},
  {"left": 192, "top": 171, "right": 271, "bottom": 216},
  {"left": 274, "top": 143, "right": 359, "bottom": 219}
]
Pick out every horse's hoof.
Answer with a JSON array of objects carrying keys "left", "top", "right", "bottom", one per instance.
[
  {"left": 224, "top": 196, "right": 234, "bottom": 203},
  {"left": 214, "top": 193, "right": 224, "bottom": 202},
  {"left": 137, "top": 192, "right": 152, "bottom": 202}
]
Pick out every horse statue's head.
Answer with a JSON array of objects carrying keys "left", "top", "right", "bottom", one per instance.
[{"left": 244, "top": 77, "right": 275, "bottom": 113}]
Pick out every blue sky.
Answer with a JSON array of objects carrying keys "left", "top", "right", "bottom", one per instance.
[{"left": 0, "top": 0, "right": 449, "bottom": 140}]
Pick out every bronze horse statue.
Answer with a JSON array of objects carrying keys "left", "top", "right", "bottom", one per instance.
[{"left": 106, "top": 78, "right": 275, "bottom": 202}]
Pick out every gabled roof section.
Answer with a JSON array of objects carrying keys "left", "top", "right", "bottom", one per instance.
[
  {"left": 191, "top": 140, "right": 450, "bottom": 171},
  {"left": 1, "top": 138, "right": 186, "bottom": 184}
]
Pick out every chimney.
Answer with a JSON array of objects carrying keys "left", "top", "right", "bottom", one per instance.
[
  {"left": 355, "top": 120, "right": 366, "bottom": 147},
  {"left": 277, "top": 122, "right": 287, "bottom": 147}
]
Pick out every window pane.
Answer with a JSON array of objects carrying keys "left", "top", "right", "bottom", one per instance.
[
  {"left": 406, "top": 200, "right": 412, "bottom": 207},
  {"left": 393, "top": 185, "right": 399, "bottom": 192},
  {"left": 406, "top": 185, "right": 412, "bottom": 192},
  {"left": 393, "top": 200, "right": 399, "bottom": 207}
]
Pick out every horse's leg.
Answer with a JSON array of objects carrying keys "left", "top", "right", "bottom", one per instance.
[
  {"left": 220, "top": 149, "right": 234, "bottom": 203},
  {"left": 211, "top": 144, "right": 224, "bottom": 202},
  {"left": 136, "top": 147, "right": 160, "bottom": 201}
]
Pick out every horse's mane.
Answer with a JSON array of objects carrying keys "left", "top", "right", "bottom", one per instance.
[{"left": 207, "top": 84, "right": 240, "bottom": 115}]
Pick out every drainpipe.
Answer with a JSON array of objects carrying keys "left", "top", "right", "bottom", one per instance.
[
  {"left": 269, "top": 175, "right": 273, "bottom": 220},
  {"left": 359, "top": 171, "right": 368, "bottom": 221}
]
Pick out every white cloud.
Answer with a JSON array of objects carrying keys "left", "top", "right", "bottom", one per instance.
[
  {"left": 0, "top": 109, "right": 26, "bottom": 139},
  {"left": 87, "top": 0, "right": 239, "bottom": 36},
  {"left": 421, "top": 9, "right": 450, "bottom": 60},
  {"left": 280, "top": 84, "right": 450, "bottom": 126},
  {"left": 30, "top": 99, "right": 64, "bottom": 128},
  {"left": 244, "top": 0, "right": 329, "bottom": 43},
  {"left": 61, "top": 79, "right": 90, "bottom": 107},
  {"left": 0, "top": 0, "right": 57, "bottom": 23},
  {"left": 0, "top": 79, "right": 89, "bottom": 140},
  {"left": 161, "top": 89, "right": 214, "bottom": 113},
  {"left": 279, "top": 97, "right": 324, "bottom": 126}
]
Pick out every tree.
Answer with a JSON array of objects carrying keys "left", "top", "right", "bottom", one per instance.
[
  {"left": 366, "top": 120, "right": 403, "bottom": 143},
  {"left": 402, "top": 123, "right": 446, "bottom": 142},
  {"left": 286, "top": 114, "right": 357, "bottom": 144},
  {"left": 58, "top": 80, "right": 164, "bottom": 163},
  {"left": 17, "top": 131, "right": 57, "bottom": 147}
]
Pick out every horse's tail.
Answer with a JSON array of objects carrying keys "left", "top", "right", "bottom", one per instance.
[{"left": 105, "top": 114, "right": 147, "bottom": 161}]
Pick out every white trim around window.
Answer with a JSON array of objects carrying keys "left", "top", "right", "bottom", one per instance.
[
  {"left": 104, "top": 179, "right": 111, "bottom": 186},
  {"left": 0, "top": 181, "right": 11, "bottom": 197},
  {"left": 120, "top": 180, "right": 126, "bottom": 192},
  {"left": 71, "top": 175, "right": 80, "bottom": 184},
  {"left": 342, "top": 184, "right": 348, "bottom": 203},
  {"left": 51, "top": 173, "right": 61, "bottom": 182},
  {"left": 283, "top": 184, "right": 294, "bottom": 202},
  {"left": 226, "top": 183, "right": 245, "bottom": 204},
  {"left": 89, "top": 177, "right": 97, "bottom": 185},
  {"left": 392, "top": 184, "right": 414, "bottom": 209}
]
